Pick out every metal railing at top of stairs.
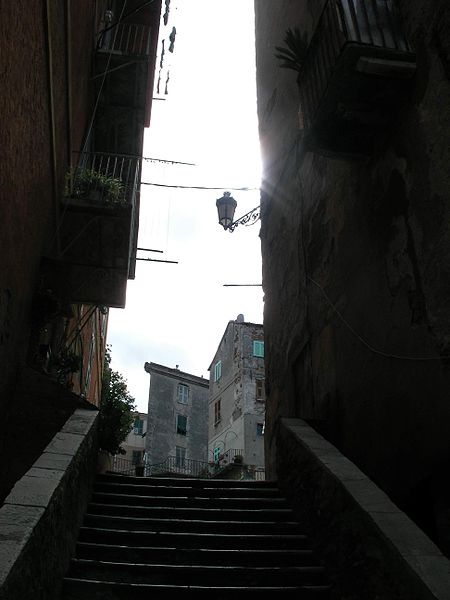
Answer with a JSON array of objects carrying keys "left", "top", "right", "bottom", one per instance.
[{"left": 109, "top": 454, "right": 265, "bottom": 480}]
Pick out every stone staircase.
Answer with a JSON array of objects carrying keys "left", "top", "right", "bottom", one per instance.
[{"left": 61, "top": 473, "right": 331, "bottom": 599}]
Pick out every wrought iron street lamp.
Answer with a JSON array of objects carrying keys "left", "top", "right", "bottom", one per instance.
[{"left": 216, "top": 191, "right": 260, "bottom": 232}]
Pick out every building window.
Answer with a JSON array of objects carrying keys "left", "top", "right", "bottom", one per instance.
[
  {"left": 214, "top": 399, "right": 221, "bottom": 425},
  {"left": 177, "top": 383, "right": 189, "bottom": 404},
  {"left": 256, "top": 378, "right": 265, "bottom": 401},
  {"left": 100, "top": 309, "right": 108, "bottom": 339},
  {"left": 213, "top": 447, "right": 221, "bottom": 463},
  {"left": 256, "top": 422, "right": 264, "bottom": 436},
  {"left": 214, "top": 360, "right": 222, "bottom": 382},
  {"left": 253, "top": 340, "right": 264, "bottom": 358},
  {"left": 133, "top": 417, "right": 144, "bottom": 435},
  {"left": 132, "top": 450, "right": 142, "bottom": 465},
  {"left": 84, "top": 331, "right": 95, "bottom": 395},
  {"left": 176, "top": 446, "right": 186, "bottom": 467},
  {"left": 176, "top": 414, "right": 187, "bottom": 435}
]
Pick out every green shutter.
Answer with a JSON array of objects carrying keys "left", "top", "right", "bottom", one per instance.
[
  {"left": 214, "top": 360, "right": 222, "bottom": 381},
  {"left": 253, "top": 340, "right": 264, "bottom": 357}
]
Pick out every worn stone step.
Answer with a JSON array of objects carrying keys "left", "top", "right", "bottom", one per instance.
[
  {"left": 98, "top": 474, "right": 275, "bottom": 489},
  {"left": 76, "top": 542, "right": 317, "bottom": 566},
  {"left": 67, "top": 558, "right": 327, "bottom": 586},
  {"left": 90, "top": 491, "right": 289, "bottom": 509},
  {"left": 61, "top": 475, "right": 332, "bottom": 599},
  {"left": 83, "top": 513, "right": 304, "bottom": 534},
  {"left": 93, "top": 481, "right": 282, "bottom": 498},
  {"left": 79, "top": 526, "right": 310, "bottom": 550},
  {"left": 86, "top": 501, "right": 294, "bottom": 521},
  {"left": 62, "top": 578, "right": 331, "bottom": 600}
]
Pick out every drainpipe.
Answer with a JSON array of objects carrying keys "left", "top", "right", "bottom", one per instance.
[
  {"left": 65, "top": 0, "right": 73, "bottom": 170},
  {"left": 44, "top": 0, "right": 61, "bottom": 256}
]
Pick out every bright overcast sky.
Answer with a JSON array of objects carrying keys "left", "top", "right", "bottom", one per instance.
[{"left": 107, "top": 0, "right": 263, "bottom": 413}]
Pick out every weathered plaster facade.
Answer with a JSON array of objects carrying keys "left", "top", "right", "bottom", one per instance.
[
  {"left": 255, "top": 0, "right": 450, "bottom": 551},
  {"left": 120, "top": 411, "right": 147, "bottom": 465},
  {"left": 144, "top": 362, "right": 209, "bottom": 465},
  {"left": 208, "top": 317, "right": 265, "bottom": 470}
]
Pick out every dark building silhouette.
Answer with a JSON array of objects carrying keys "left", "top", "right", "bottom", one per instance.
[
  {"left": 0, "top": 0, "right": 162, "bottom": 542},
  {"left": 255, "top": 0, "right": 450, "bottom": 558}
]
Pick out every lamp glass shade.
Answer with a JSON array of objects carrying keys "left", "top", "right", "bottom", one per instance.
[{"left": 216, "top": 192, "right": 237, "bottom": 229}]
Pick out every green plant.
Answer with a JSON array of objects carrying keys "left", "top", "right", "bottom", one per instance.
[
  {"left": 98, "top": 346, "right": 136, "bottom": 455},
  {"left": 274, "top": 27, "right": 308, "bottom": 73},
  {"left": 51, "top": 349, "right": 82, "bottom": 386},
  {"left": 65, "top": 168, "right": 125, "bottom": 205}
]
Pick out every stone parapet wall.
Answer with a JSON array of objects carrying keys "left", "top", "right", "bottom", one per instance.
[
  {"left": 0, "top": 408, "right": 98, "bottom": 600},
  {"left": 277, "top": 418, "right": 450, "bottom": 600}
]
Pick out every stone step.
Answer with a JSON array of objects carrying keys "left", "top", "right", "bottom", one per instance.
[
  {"left": 90, "top": 491, "right": 289, "bottom": 509},
  {"left": 98, "top": 474, "right": 274, "bottom": 489},
  {"left": 62, "top": 578, "right": 331, "bottom": 599},
  {"left": 83, "top": 512, "right": 304, "bottom": 534},
  {"left": 87, "top": 501, "right": 294, "bottom": 521},
  {"left": 67, "top": 558, "right": 327, "bottom": 586},
  {"left": 79, "top": 526, "right": 310, "bottom": 550},
  {"left": 60, "top": 475, "right": 331, "bottom": 599},
  {"left": 93, "top": 480, "right": 282, "bottom": 498},
  {"left": 76, "top": 542, "right": 317, "bottom": 567}
]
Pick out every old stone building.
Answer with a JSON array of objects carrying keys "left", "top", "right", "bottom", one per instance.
[
  {"left": 255, "top": 0, "right": 450, "bottom": 555},
  {"left": 144, "top": 362, "right": 209, "bottom": 469},
  {"left": 208, "top": 315, "right": 265, "bottom": 474},
  {"left": 118, "top": 411, "right": 148, "bottom": 467}
]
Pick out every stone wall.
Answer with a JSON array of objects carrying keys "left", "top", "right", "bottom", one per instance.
[
  {"left": 0, "top": 408, "right": 98, "bottom": 600},
  {"left": 277, "top": 418, "right": 450, "bottom": 600}
]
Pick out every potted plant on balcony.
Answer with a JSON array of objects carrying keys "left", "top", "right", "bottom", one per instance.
[
  {"left": 274, "top": 27, "right": 308, "bottom": 81},
  {"left": 65, "top": 168, "right": 125, "bottom": 206},
  {"left": 49, "top": 348, "right": 81, "bottom": 388}
]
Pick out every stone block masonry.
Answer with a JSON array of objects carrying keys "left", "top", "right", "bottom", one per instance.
[
  {"left": 0, "top": 408, "right": 99, "bottom": 600},
  {"left": 277, "top": 418, "right": 450, "bottom": 600}
]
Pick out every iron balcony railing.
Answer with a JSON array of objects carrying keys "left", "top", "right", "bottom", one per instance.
[
  {"left": 97, "top": 22, "right": 152, "bottom": 56},
  {"left": 65, "top": 152, "right": 141, "bottom": 278},
  {"left": 67, "top": 152, "right": 141, "bottom": 208},
  {"left": 214, "top": 448, "right": 244, "bottom": 466},
  {"left": 299, "top": 0, "right": 414, "bottom": 129}
]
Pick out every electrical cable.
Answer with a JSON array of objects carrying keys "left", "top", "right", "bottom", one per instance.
[
  {"left": 307, "top": 276, "right": 450, "bottom": 361},
  {"left": 140, "top": 182, "right": 260, "bottom": 191}
]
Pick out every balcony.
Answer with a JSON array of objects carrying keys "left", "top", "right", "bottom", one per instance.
[
  {"left": 45, "top": 153, "right": 141, "bottom": 308},
  {"left": 94, "top": 21, "right": 155, "bottom": 157},
  {"left": 298, "top": 0, "right": 416, "bottom": 154},
  {"left": 97, "top": 22, "right": 152, "bottom": 56}
]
